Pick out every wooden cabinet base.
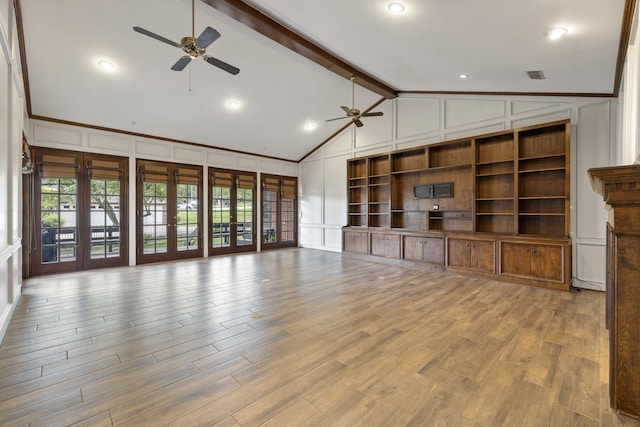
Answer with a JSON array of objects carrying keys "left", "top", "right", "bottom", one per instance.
[{"left": 343, "top": 227, "right": 571, "bottom": 291}]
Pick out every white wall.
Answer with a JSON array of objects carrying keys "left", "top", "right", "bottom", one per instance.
[
  {"left": 299, "top": 94, "right": 618, "bottom": 291},
  {"left": 0, "top": 0, "right": 25, "bottom": 339},
  {"left": 620, "top": 1, "right": 640, "bottom": 165},
  {"left": 28, "top": 119, "right": 298, "bottom": 265}
]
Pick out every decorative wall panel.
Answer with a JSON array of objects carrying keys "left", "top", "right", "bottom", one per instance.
[
  {"left": 444, "top": 99, "right": 506, "bottom": 128},
  {"left": 88, "top": 132, "right": 131, "bottom": 153},
  {"left": 300, "top": 158, "right": 322, "bottom": 225},
  {"left": 34, "top": 124, "right": 82, "bottom": 146},
  {"left": 396, "top": 97, "right": 440, "bottom": 139}
]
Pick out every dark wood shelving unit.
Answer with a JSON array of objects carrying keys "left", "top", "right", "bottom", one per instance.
[
  {"left": 475, "top": 132, "right": 515, "bottom": 235},
  {"left": 428, "top": 210, "right": 472, "bottom": 232},
  {"left": 517, "top": 123, "right": 569, "bottom": 237},
  {"left": 344, "top": 120, "right": 571, "bottom": 290}
]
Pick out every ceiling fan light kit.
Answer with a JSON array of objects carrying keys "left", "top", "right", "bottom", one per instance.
[
  {"left": 133, "top": 0, "right": 239, "bottom": 75},
  {"left": 326, "top": 76, "right": 384, "bottom": 128}
]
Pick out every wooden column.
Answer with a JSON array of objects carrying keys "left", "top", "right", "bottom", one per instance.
[{"left": 589, "top": 164, "right": 640, "bottom": 419}]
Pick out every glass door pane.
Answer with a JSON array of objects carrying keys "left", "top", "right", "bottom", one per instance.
[
  {"left": 40, "top": 177, "right": 78, "bottom": 264},
  {"left": 177, "top": 182, "right": 199, "bottom": 251},
  {"left": 262, "top": 187, "right": 278, "bottom": 245},
  {"left": 236, "top": 186, "right": 253, "bottom": 247},
  {"left": 211, "top": 173, "right": 232, "bottom": 250},
  {"left": 281, "top": 178, "right": 296, "bottom": 244},
  {"left": 90, "top": 179, "right": 121, "bottom": 259},
  {"left": 142, "top": 180, "right": 168, "bottom": 255}
]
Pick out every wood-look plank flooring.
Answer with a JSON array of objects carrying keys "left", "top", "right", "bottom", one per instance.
[{"left": 0, "top": 248, "right": 638, "bottom": 426}]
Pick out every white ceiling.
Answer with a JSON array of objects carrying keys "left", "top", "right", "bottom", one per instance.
[{"left": 20, "top": 0, "right": 629, "bottom": 162}]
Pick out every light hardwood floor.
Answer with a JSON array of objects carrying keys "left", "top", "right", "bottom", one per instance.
[{"left": 0, "top": 248, "right": 638, "bottom": 426}]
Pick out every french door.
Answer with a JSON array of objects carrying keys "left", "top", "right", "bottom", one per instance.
[
  {"left": 209, "top": 168, "right": 257, "bottom": 255},
  {"left": 136, "top": 160, "right": 203, "bottom": 264},
  {"left": 31, "top": 148, "right": 128, "bottom": 276},
  {"left": 261, "top": 174, "right": 297, "bottom": 250}
]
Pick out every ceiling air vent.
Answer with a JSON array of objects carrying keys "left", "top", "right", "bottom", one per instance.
[{"left": 526, "top": 70, "right": 546, "bottom": 80}]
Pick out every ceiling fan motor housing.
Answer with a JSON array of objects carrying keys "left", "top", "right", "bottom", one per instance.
[{"left": 180, "top": 36, "right": 202, "bottom": 58}]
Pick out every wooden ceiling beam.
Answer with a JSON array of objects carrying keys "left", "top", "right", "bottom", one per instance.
[{"left": 201, "top": 0, "right": 398, "bottom": 99}]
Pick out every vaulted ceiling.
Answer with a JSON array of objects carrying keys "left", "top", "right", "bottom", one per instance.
[{"left": 18, "top": 0, "right": 633, "bottom": 162}]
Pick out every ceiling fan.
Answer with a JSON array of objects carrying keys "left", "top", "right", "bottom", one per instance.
[
  {"left": 326, "top": 76, "right": 383, "bottom": 127},
  {"left": 133, "top": 0, "right": 239, "bottom": 75}
]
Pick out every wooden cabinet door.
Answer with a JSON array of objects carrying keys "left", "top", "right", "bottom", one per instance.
[
  {"left": 386, "top": 234, "right": 401, "bottom": 259},
  {"left": 370, "top": 233, "right": 387, "bottom": 257},
  {"left": 344, "top": 231, "right": 368, "bottom": 254},
  {"left": 501, "top": 242, "right": 531, "bottom": 276},
  {"left": 403, "top": 236, "right": 423, "bottom": 262},
  {"left": 371, "top": 233, "right": 400, "bottom": 259},
  {"left": 470, "top": 240, "right": 495, "bottom": 272},
  {"left": 404, "top": 236, "right": 444, "bottom": 264},
  {"left": 501, "top": 241, "right": 563, "bottom": 282},
  {"left": 448, "top": 238, "right": 494, "bottom": 271},
  {"left": 447, "top": 238, "right": 470, "bottom": 268},
  {"left": 423, "top": 237, "right": 444, "bottom": 264},
  {"left": 530, "top": 244, "right": 563, "bottom": 281}
]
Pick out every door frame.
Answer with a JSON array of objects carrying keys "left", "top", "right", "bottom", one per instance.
[
  {"left": 136, "top": 159, "right": 203, "bottom": 265},
  {"left": 260, "top": 173, "right": 298, "bottom": 250},
  {"left": 30, "top": 147, "right": 129, "bottom": 276},
  {"left": 209, "top": 168, "right": 257, "bottom": 256}
]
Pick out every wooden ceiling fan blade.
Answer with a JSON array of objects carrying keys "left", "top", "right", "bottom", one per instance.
[
  {"left": 204, "top": 55, "right": 240, "bottom": 75},
  {"left": 340, "top": 106, "right": 352, "bottom": 115},
  {"left": 326, "top": 117, "right": 348, "bottom": 122},
  {"left": 171, "top": 56, "right": 192, "bottom": 71},
  {"left": 354, "top": 119, "right": 364, "bottom": 127},
  {"left": 362, "top": 112, "right": 384, "bottom": 117},
  {"left": 133, "top": 26, "right": 179, "bottom": 48},
  {"left": 196, "top": 26, "right": 221, "bottom": 48}
]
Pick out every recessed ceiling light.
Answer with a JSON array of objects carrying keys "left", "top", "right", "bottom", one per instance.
[
  {"left": 304, "top": 122, "right": 317, "bottom": 131},
  {"left": 458, "top": 73, "right": 469, "bottom": 79},
  {"left": 548, "top": 27, "right": 568, "bottom": 40},
  {"left": 388, "top": 2, "right": 405, "bottom": 14},
  {"left": 97, "top": 60, "right": 115, "bottom": 71},
  {"left": 227, "top": 100, "right": 240, "bottom": 110}
]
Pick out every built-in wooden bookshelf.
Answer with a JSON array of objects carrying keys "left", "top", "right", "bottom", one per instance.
[
  {"left": 428, "top": 211, "right": 472, "bottom": 232},
  {"left": 343, "top": 120, "right": 571, "bottom": 291},
  {"left": 475, "top": 133, "right": 515, "bottom": 234},
  {"left": 517, "top": 123, "right": 569, "bottom": 236},
  {"left": 367, "top": 154, "right": 390, "bottom": 228},
  {"left": 347, "top": 158, "right": 367, "bottom": 227}
]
